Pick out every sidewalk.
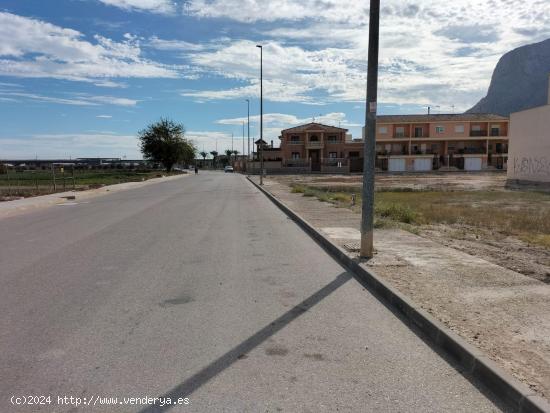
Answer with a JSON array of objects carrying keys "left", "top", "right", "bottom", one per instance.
[
  {"left": 252, "top": 176, "right": 550, "bottom": 402},
  {"left": 0, "top": 173, "right": 188, "bottom": 221}
]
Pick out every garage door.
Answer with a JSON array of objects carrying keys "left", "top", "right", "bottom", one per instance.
[
  {"left": 388, "top": 158, "right": 406, "bottom": 172},
  {"left": 464, "top": 157, "right": 482, "bottom": 171},
  {"left": 414, "top": 158, "right": 432, "bottom": 171}
]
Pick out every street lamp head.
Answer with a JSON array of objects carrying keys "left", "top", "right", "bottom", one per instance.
[{"left": 256, "top": 44, "right": 262, "bottom": 48}]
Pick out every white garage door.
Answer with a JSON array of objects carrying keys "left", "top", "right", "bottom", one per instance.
[
  {"left": 464, "top": 157, "right": 482, "bottom": 171},
  {"left": 414, "top": 158, "right": 432, "bottom": 171},
  {"left": 388, "top": 158, "right": 406, "bottom": 172}
]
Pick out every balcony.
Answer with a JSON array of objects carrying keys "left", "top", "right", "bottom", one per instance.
[
  {"left": 306, "top": 141, "right": 324, "bottom": 149},
  {"left": 470, "top": 130, "right": 488, "bottom": 137},
  {"left": 288, "top": 140, "right": 303, "bottom": 145}
]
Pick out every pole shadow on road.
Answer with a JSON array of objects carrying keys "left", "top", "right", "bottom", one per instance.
[{"left": 138, "top": 272, "right": 352, "bottom": 413}]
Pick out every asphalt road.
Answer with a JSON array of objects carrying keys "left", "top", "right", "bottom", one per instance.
[{"left": 0, "top": 171, "right": 504, "bottom": 412}]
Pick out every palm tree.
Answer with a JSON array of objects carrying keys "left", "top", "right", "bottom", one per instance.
[
  {"left": 225, "top": 149, "right": 233, "bottom": 161},
  {"left": 199, "top": 151, "right": 207, "bottom": 169},
  {"left": 210, "top": 150, "right": 218, "bottom": 168}
]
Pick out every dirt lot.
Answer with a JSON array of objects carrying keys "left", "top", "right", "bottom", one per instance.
[
  {"left": 274, "top": 172, "right": 550, "bottom": 283},
  {"left": 257, "top": 172, "right": 550, "bottom": 400}
]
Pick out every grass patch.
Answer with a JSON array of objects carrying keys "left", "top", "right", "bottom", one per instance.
[
  {"left": 290, "top": 184, "right": 306, "bottom": 193},
  {"left": 288, "top": 182, "right": 550, "bottom": 249},
  {"left": 375, "top": 203, "right": 417, "bottom": 224}
]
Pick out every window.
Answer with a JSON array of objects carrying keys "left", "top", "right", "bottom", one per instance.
[
  {"left": 414, "top": 127, "right": 423, "bottom": 137},
  {"left": 379, "top": 126, "right": 388, "bottom": 134},
  {"left": 329, "top": 152, "right": 337, "bottom": 158},
  {"left": 309, "top": 135, "right": 319, "bottom": 142},
  {"left": 349, "top": 151, "right": 360, "bottom": 158},
  {"left": 455, "top": 124, "right": 464, "bottom": 133},
  {"left": 291, "top": 152, "right": 300, "bottom": 159},
  {"left": 472, "top": 125, "right": 481, "bottom": 131},
  {"left": 490, "top": 125, "right": 500, "bottom": 136},
  {"left": 436, "top": 126, "right": 445, "bottom": 133},
  {"left": 327, "top": 135, "right": 339, "bottom": 143},
  {"left": 395, "top": 126, "right": 405, "bottom": 137},
  {"left": 290, "top": 135, "right": 300, "bottom": 142}
]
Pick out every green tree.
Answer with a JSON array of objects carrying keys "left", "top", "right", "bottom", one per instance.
[
  {"left": 138, "top": 118, "right": 196, "bottom": 172},
  {"left": 199, "top": 151, "right": 208, "bottom": 160}
]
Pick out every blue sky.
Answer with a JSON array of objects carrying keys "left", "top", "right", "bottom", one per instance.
[{"left": 0, "top": 0, "right": 549, "bottom": 159}]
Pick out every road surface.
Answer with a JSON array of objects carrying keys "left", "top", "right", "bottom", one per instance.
[{"left": 0, "top": 171, "right": 504, "bottom": 412}]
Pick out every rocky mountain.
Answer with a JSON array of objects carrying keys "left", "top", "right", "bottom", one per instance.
[{"left": 467, "top": 38, "right": 550, "bottom": 116}]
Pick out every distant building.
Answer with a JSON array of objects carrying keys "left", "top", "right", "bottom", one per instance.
[
  {"left": 278, "top": 115, "right": 509, "bottom": 173},
  {"left": 506, "top": 75, "right": 550, "bottom": 189}
]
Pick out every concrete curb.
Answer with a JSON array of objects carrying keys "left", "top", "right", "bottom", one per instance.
[{"left": 247, "top": 176, "right": 550, "bottom": 413}]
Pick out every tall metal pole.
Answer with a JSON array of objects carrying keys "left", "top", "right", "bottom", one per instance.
[
  {"left": 360, "top": 0, "right": 380, "bottom": 258},
  {"left": 242, "top": 121, "right": 245, "bottom": 162},
  {"left": 256, "top": 44, "right": 264, "bottom": 185},
  {"left": 246, "top": 99, "right": 250, "bottom": 159}
]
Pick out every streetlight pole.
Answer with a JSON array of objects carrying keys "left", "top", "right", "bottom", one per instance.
[
  {"left": 360, "top": 0, "right": 380, "bottom": 258},
  {"left": 256, "top": 44, "right": 264, "bottom": 185},
  {"left": 246, "top": 99, "right": 250, "bottom": 160},
  {"left": 242, "top": 121, "right": 245, "bottom": 163}
]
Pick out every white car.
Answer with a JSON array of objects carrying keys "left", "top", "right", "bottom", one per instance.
[{"left": 224, "top": 166, "right": 234, "bottom": 173}]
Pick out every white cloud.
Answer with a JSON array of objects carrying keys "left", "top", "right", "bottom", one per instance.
[
  {"left": 186, "top": 0, "right": 368, "bottom": 24},
  {"left": 178, "top": 0, "right": 550, "bottom": 111},
  {"left": 185, "top": 131, "right": 241, "bottom": 154},
  {"left": 214, "top": 112, "right": 361, "bottom": 143},
  {"left": 98, "top": 0, "right": 177, "bottom": 14},
  {"left": 147, "top": 36, "right": 205, "bottom": 51},
  {"left": 0, "top": 132, "right": 140, "bottom": 158},
  {"left": 0, "top": 12, "right": 179, "bottom": 83},
  {"left": 0, "top": 91, "right": 138, "bottom": 106},
  {"left": 97, "top": 115, "right": 113, "bottom": 118}
]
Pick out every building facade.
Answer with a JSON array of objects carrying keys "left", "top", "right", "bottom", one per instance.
[
  {"left": 507, "top": 78, "right": 550, "bottom": 189},
  {"left": 279, "top": 114, "right": 509, "bottom": 172}
]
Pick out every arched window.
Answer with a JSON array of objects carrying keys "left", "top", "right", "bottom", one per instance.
[{"left": 309, "top": 135, "right": 319, "bottom": 142}]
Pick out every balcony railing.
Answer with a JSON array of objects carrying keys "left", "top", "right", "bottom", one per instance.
[
  {"left": 289, "top": 140, "right": 303, "bottom": 145},
  {"left": 306, "top": 141, "right": 324, "bottom": 149},
  {"left": 470, "top": 130, "right": 488, "bottom": 137}
]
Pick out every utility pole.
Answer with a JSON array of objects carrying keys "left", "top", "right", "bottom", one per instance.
[
  {"left": 231, "top": 132, "right": 234, "bottom": 152},
  {"left": 256, "top": 44, "right": 264, "bottom": 185},
  {"left": 246, "top": 99, "right": 250, "bottom": 159},
  {"left": 242, "top": 121, "right": 245, "bottom": 162},
  {"left": 360, "top": 0, "right": 380, "bottom": 258}
]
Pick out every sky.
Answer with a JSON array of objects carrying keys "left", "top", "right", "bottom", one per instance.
[{"left": 0, "top": 0, "right": 549, "bottom": 159}]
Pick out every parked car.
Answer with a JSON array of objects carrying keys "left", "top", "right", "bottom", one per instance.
[{"left": 224, "top": 166, "right": 234, "bottom": 173}]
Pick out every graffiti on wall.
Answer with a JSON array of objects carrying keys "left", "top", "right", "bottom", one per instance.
[{"left": 512, "top": 157, "right": 550, "bottom": 178}]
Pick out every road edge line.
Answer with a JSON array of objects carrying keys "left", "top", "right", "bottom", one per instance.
[{"left": 246, "top": 176, "right": 550, "bottom": 413}]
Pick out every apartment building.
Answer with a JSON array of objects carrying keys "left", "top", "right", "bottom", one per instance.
[{"left": 278, "top": 114, "right": 509, "bottom": 172}]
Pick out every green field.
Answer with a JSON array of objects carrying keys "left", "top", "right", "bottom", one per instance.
[{"left": 0, "top": 170, "right": 184, "bottom": 199}]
